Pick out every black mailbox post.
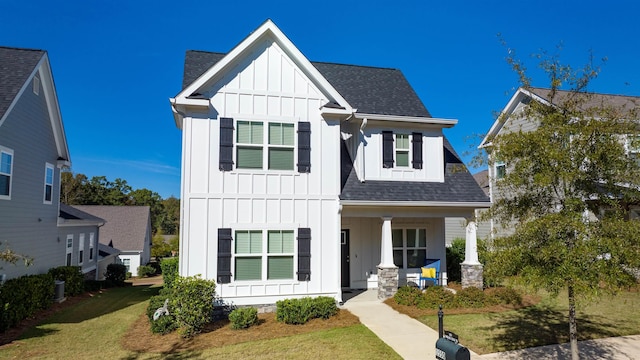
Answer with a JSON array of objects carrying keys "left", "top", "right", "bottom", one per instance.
[{"left": 435, "top": 305, "right": 470, "bottom": 360}]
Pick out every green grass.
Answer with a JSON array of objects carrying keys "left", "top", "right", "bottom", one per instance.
[
  {"left": 419, "top": 288, "right": 640, "bottom": 354},
  {"left": 0, "top": 286, "right": 400, "bottom": 359}
]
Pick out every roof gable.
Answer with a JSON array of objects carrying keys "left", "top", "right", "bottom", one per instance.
[
  {"left": 172, "top": 20, "right": 351, "bottom": 120},
  {"left": 0, "top": 46, "right": 71, "bottom": 162}
]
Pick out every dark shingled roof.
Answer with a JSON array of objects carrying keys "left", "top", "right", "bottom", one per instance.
[
  {"left": 59, "top": 204, "right": 105, "bottom": 222},
  {"left": 73, "top": 206, "right": 150, "bottom": 252},
  {"left": 182, "top": 50, "right": 431, "bottom": 117},
  {"left": 340, "top": 138, "right": 490, "bottom": 203},
  {"left": 0, "top": 46, "right": 45, "bottom": 120}
]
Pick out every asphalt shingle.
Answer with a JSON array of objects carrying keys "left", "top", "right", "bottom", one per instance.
[
  {"left": 73, "top": 206, "right": 150, "bottom": 252},
  {"left": 0, "top": 46, "right": 45, "bottom": 120}
]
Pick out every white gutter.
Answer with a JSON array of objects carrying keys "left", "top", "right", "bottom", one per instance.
[
  {"left": 340, "top": 200, "right": 491, "bottom": 208},
  {"left": 354, "top": 113, "right": 458, "bottom": 127}
]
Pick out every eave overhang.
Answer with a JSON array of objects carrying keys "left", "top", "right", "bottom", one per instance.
[
  {"left": 340, "top": 200, "right": 491, "bottom": 208},
  {"left": 354, "top": 113, "right": 457, "bottom": 128}
]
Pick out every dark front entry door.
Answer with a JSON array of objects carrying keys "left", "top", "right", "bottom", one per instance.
[{"left": 341, "top": 230, "right": 350, "bottom": 288}]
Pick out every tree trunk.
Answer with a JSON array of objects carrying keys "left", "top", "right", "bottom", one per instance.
[{"left": 568, "top": 283, "right": 579, "bottom": 360}]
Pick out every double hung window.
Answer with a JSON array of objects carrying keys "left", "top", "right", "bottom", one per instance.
[
  {"left": 236, "top": 121, "right": 295, "bottom": 170},
  {"left": 395, "top": 134, "right": 410, "bottom": 167},
  {"left": 495, "top": 160, "right": 506, "bottom": 180},
  {"left": 392, "top": 228, "right": 427, "bottom": 269},
  {"left": 66, "top": 235, "right": 73, "bottom": 266},
  {"left": 44, "top": 163, "right": 54, "bottom": 203},
  {"left": 0, "top": 147, "right": 13, "bottom": 198},
  {"left": 234, "top": 230, "right": 294, "bottom": 281}
]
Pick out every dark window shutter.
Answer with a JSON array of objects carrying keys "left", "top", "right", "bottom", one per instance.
[
  {"left": 382, "top": 131, "right": 394, "bottom": 168},
  {"left": 412, "top": 132, "right": 423, "bottom": 169},
  {"left": 297, "top": 122, "right": 311, "bottom": 173},
  {"left": 219, "top": 118, "right": 234, "bottom": 171},
  {"left": 217, "top": 228, "right": 232, "bottom": 284},
  {"left": 297, "top": 228, "right": 311, "bottom": 281}
]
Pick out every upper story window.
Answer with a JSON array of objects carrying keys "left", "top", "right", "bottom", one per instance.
[
  {"left": 627, "top": 135, "right": 640, "bottom": 166},
  {"left": 395, "top": 134, "right": 410, "bottom": 167},
  {"left": 66, "top": 235, "right": 73, "bottom": 266},
  {"left": 221, "top": 117, "right": 310, "bottom": 173},
  {"left": 44, "top": 163, "right": 54, "bottom": 203},
  {"left": 0, "top": 147, "right": 13, "bottom": 199},
  {"left": 495, "top": 161, "right": 506, "bottom": 180},
  {"left": 382, "top": 131, "right": 423, "bottom": 169}
]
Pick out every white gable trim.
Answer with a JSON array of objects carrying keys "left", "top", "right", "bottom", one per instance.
[
  {"left": 479, "top": 87, "right": 551, "bottom": 149},
  {"left": 171, "top": 20, "right": 353, "bottom": 127}
]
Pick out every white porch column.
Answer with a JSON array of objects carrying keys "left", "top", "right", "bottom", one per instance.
[
  {"left": 379, "top": 216, "right": 395, "bottom": 267},
  {"left": 462, "top": 220, "right": 480, "bottom": 265}
]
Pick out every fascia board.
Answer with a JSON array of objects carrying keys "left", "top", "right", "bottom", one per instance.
[
  {"left": 479, "top": 87, "right": 537, "bottom": 149},
  {"left": 340, "top": 200, "right": 491, "bottom": 208},
  {"left": 355, "top": 113, "right": 458, "bottom": 127},
  {"left": 175, "top": 20, "right": 353, "bottom": 112},
  {"left": 40, "top": 55, "right": 71, "bottom": 162}
]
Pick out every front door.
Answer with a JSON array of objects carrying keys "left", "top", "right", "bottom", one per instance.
[{"left": 341, "top": 230, "right": 350, "bottom": 288}]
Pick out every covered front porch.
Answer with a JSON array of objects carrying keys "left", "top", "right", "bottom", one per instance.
[{"left": 340, "top": 203, "right": 483, "bottom": 299}]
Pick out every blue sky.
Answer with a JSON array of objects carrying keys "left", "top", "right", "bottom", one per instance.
[{"left": 2, "top": 1, "right": 639, "bottom": 198}]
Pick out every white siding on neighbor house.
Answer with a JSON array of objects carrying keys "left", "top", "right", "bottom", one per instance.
[
  {"left": 360, "top": 125, "right": 444, "bottom": 182},
  {"left": 119, "top": 253, "right": 142, "bottom": 277},
  {"left": 58, "top": 226, "right": 100, "bottom": 278},
  {"left": 343, "top": 217, "right": 447, "bottom": 289},
  {"left": 444, "top": 215, "right": 491, "bottom": 246},
  {"left": 180, "top": 37, "right": 342, "bottom": 305}
]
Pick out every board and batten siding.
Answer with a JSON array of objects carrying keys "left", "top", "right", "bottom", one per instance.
[
  {"left": 179, "top": 38, "right": 342, "bottom": 305},
  {"left": 0, "top": 74, "right": 64, "bottom": 279},
  {"left": 360, "top": 126, "right": 444, "bottom": 182}
]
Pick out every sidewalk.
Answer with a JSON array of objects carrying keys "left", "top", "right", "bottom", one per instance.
[
  {"left": 342, "top": 289, "right": 640, "bottom": 360},
  {"left": 341, "top": 289, "right": 480, "bottom": 360}
]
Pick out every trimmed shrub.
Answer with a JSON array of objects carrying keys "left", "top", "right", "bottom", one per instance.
[
  {"left": 229, "top": 307, "right": 258, "bottom": 329},
  {"left": 487, "top": 286, "right": 522, "bottom": 305},
  {"left": 276, "top": 296, "right": 338, "bottom": 325},
  {"left": 420, "top": 286, "right": 456, "bottom": 309},
  {"left": 105, "top": 263, "right": 127, "bottom": 286},
  {"left": 394, "top": 286, "right": 423, "bottom": 307},
  {"left": 170, "top": 275, "right": 217, "bottom": 338},
  {"left": 0, "top": 273, "right": 54, "bottom": 331},
  {"left": 138, "top": 265, "right": 156, "bottom": 278},
  {"left": 160, "top": 257, "right": 179, "bottom": 289},
  {"left": 147, "top": 288, "right": 177, "bottom": 334},
  {"left": 446, "top": 238, "right": 466, "bottom": 283},
  {"left": 48, "top": 266, "right": 84, "bottom": 296},
  {"left": 454, "top": 287, "right": 488, "bottom": 308}
]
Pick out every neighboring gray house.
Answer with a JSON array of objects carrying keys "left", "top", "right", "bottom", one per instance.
[
  {"left": 0, "top": 46, "right": 71, "bottom": 280},
  {"left": 73, "top": 206, "right": 152, "bottom": 276},
  {"left": 58, "top": 204, "right": 105, "bottom": 279},
  {"left": 97, "top": 243, "right": 121, "bottom": 280},
  {"left": 444, "top": 169, "right": 491, "bottom": 245}
]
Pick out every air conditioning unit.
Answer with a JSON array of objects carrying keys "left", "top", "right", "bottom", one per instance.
[{"left": 54, "top": 280, "right": 66, "bottom": 303}]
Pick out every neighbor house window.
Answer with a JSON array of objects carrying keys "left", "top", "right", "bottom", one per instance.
[
  {"left": 66, "top": 235, "right": 73, "bottom": 266},
  {"left": 234, "top": 229, "right": 295, "bottom": 281},
  {"left": 495, "top": 161, "right": 506, "bottom": 179},
  {"left": 122, "top": 259, "right": 130, "bottom": 273},
  {"left": 78, "top": 233, "right": 85, "bottom": 265},
  {"left": 395, "top": 134, "right": 410, "bottom": 167},
  {"left": 392, "top": 228, "right": 427, "bottom": 269},
  {"left": 0, "top": 147, "right": 13, "bottom": 199},
  {"left": 89, "top": 233, "right": 95, "bottom": 260},
  {"left": 627, "top": 135, "right": 640, "bottom": 166},
  {"left": 43, "top": 163, "right": 54, "bottom": 203}
]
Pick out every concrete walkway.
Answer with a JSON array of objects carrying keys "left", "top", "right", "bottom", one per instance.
[
  {"left": 342, "top": 290, "right": 640, "bottom": 360},
  {"left": 341, "top": 289, "right": 480, "bottom": 360}
]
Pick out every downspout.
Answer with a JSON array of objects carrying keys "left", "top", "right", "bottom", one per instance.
[{"left": 358, "top": 117, "right": 368, "bottom": 182}]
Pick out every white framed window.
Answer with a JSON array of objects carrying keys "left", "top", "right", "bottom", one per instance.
[
  {"left": 392, "top": 228, "right": 427, "bottom": 269},
  {"left": 0, "top": 146, "right": 14, "bottom": 199},
  {"left": 234, "top": 229, "right": 295, "bottom": 281},
  {"left": 495, "top": 161, "right": 506, "bottom": 180},
  {"left": 78, "top": 233, "right": 85, "bottom": 265},
  {"left": 66, "top": 235, "right": 73, "bottom": 266},
  {"left": 395, "top": 133, "right": 410, "bottom": 167},
  {"left": 43, "top": 163, "right": 54, "bottom": 203},
  {"left": 89, "top": 233, "right": 95, "bottom": 260},
  {"left": 236, "top": 121, "right": 295, "bottom": 170},
  {"left": 627, "top": 135, "right": 640, "bottom": 166},
  {"left": 122, "top": 258, "right": 130, "bottom": 273}
]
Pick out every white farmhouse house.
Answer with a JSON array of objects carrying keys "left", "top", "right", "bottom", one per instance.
[{"left": 170, "top": 20, "right": 490, "bottom": 306}]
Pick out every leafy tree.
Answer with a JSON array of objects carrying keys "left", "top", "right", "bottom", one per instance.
[
  {"left": 482, "top": 49, "right": 640, "bottom": 359},
  {"left": 161, "top": 196, "right": 180, "bottom": 235},
  {"left": 0, "top": 241, "right": 32, "bottom": 269},
  {"left": 151, "top": 232, "right": 171, "bottom": 259},
  {"left": 168, "top": 235, "right": 179, "bottom": 255}
]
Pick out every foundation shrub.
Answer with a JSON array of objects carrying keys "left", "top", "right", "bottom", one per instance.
[
  {"left": 105, "top": 263, "right": 127, "bottom": 286},
  {"left": 49, "top": 266, "right": 84, "bottom": 296},
  {"left": 454, "top": 287, "right": 488, "bottom": 308},
  {"left": 147, "top": 287, "right": 177, "bottom": 334},
  {"left": 0, "top": 273, "right": 54, "bottom": 331},
  {"left": 394, "top": 286, "right": 424, "bottom": 306},
  {"left": 170, "top": 275, "right": 217, "bottom": 338},
  {"left": 487, "top": 286, "right": 523, "bottom": 305},
  {"left": 311, "top": 296, "right": 338, "bottom": 319},
  {"left": 276, "top": 296, "right": 338, "bottom": 325},
  {"left": 420, "top": 286, "right": 456, "bottom": 309},
  {"left": 137, "top": 264, "right": 156, "bottom": 278},
  {"left": 160, "top": 257, "right": 179, "bottom": 289},
  {"left": 229, "top": 307, "right": 259, "bottom": 329}
]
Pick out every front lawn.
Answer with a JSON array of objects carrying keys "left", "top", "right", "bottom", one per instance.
[
  {"left": 392, "top": 286, "right": 640, "bottom": 354},
  {"left": 0, "top": 286, "right": 400, "bottom": 359}
]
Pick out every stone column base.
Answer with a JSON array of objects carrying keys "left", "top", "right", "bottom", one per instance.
[
  {"left": 461, "top": 263, "right": 483, "bottom": 289},
  {"left": 377, "top": 266, "right": 399, "bottom": 300}
]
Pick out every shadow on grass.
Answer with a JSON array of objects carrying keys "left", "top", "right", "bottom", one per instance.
[
  {"left": 121, "top": 349, "right": 204, "bottom": 360},
  {"left": 486, "top": 303, "right": 619, "bottom": 354}
]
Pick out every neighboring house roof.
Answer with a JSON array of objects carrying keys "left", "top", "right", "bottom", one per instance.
[
  {"left": 181, "top": 50, "right": 431, "bottom": 118},
  {"left": 480, "top": 87, "right": 640, "bottom": 148},
  {"left": 340, "top": 138, "right": 490, "bottom": 204},
  {"left": 472, "top": 170, "right": 490, "bottom": 197},
  {"left": 0, "top": 46, "right": 45, "bottom": 119},
  {"left": 98, "top": 243, "right": 120, "bottom": 258},
  {"left": 73, "top": 205, "right": 150, "bottom": 252},
  {"left": 59, "top": 203, "right": 105, "bottom": 224},
  {"left": 0, "top": 46, "right": 71, "bottom": 162}
]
